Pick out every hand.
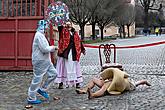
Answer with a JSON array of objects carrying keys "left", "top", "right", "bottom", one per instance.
[
  {"left": 55, "top": 47, "right": 58, "bottom": 50},
  {"left": 82, "top": 50, "right": 86, "bottom": 55},
  {"left": 99, "top": 76, "right": 103, "bottom": 80},
  {"left": 54, "top": 46, "right": 58, "bottom": 50}
]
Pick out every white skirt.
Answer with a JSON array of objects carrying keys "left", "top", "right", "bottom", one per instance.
[{"left": 54, "top": 49, "right": 83, "bottom": 86}]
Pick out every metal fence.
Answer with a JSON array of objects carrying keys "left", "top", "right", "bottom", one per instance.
[{"left": 0, "top": 0, "right": 55, "bottom": 70}]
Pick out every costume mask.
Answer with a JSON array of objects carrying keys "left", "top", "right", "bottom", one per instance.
[{"left": 37, "top": 20, "right": 47, "bottom": 33}]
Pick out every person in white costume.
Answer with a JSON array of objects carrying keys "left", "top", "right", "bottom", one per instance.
[{"left": 27, "top": 20, "right": 58, "bottom": 104}]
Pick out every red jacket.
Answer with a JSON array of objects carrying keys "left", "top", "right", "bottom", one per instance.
[{"left": 58, "top": 27, "right": 84, "bottom": 61}]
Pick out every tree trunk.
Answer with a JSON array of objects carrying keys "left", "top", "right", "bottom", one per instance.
[
  {"left": 80, "top": 24, "right": 85, "bottom": 40},
  {"left": 100, "top": 26, "right": 104, "bottom": 40},
  {"left": 92, "top": 23, "right": 96, "bottom": 40},
  {"left": 120, "top": 32, "right": 122, "bottom": 38},
  {"left": 122, "top": 25, "right": 125, "bottom": 38},
  {"left": 127, "top": 25, "right": 130, "bottom": 37},
  {"left": 119, "top": 27, "right": 122, "bottom": 38},
  {"left": 144, "top": 8, "right": 149, "bottom": 30}
]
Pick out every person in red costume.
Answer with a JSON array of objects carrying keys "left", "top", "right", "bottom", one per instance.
[{"left": 54, "top": 21, "right": 86, "bottom": 89}]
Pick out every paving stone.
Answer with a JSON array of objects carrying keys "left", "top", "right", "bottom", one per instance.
[{"left": 1, "top": 36, "right": 165, "bottom": 109}]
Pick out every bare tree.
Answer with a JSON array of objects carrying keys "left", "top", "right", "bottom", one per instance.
[
  {"left": 135, "top": 4, "right": 144, "bottom": 27},
  {"left": 97, "top": 16, "right": 113, "bottom": 40},
  {"left": 96, "top": 0, "right": 125, "bottom": 40},
  {"left": 62, "top": 0, "right": 101, "bottom": 40},
  {"left": 125, "top": 3, "right": 135, "bottom": 37},
  {"left": 88, "top": 0, "right": 101, "bottom": 40},
  {"left": 90, "top": 15, "right": 98, "bottom": 40},
  {"left": 135, "top": 0, "right": 165, "bottom": 27},
  {"left": 136, "top": 0, "right": 162, "bottom": 29},
  {"left": 113, "top": 4, "right": 128, "bottom": 38},
  {"left": 113, "top": 1, "right": 135, "bottom": 38},
  {"left": 157, "top": 3, "right": 165, "bottom": 27}
]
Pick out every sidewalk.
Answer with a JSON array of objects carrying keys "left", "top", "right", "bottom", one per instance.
[{"left": 1, "top": 36, "right": 165, "bottom": 110}]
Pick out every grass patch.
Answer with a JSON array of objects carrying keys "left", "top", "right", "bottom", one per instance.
[{"left": 82, "top": 37, "right": 117, "bottom": 44}]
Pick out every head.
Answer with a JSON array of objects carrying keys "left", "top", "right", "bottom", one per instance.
[
  {"left": 65, "top": 21, "right": 72, "bottom": 30},
  {"left": 37, "top": 20, "right": 47, "bottom": 33}
]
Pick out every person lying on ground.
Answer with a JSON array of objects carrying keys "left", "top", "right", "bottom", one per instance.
[{"left": 76, "top": 68, "right": 151, "bottom": 99}]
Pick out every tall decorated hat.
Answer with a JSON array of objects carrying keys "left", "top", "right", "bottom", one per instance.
[{"left": 45, "top": 1, "right": 69, "bottom": 26}]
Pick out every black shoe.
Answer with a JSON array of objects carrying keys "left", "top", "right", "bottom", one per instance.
[
  {"left": 76, "top": 83, "right": 80, "bottom": 88},
  {"left": 58, "top": 83, "right": 63, "bottom": 89}
]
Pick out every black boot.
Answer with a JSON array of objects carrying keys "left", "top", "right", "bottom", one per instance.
[
  {"left": 76, "top": 83, "right": 80, "bottom": 88},
  {"left": 58, "top": 82, "right": 63, "bottom": 89}
]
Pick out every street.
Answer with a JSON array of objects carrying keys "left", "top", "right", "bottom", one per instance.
[{"left": 1, "top": 36, "right": 165, "bottom": 110}]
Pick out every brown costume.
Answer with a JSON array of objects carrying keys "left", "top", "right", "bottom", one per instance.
[{"left": 100, "top": 68, "right": 135, "bottom": 95}]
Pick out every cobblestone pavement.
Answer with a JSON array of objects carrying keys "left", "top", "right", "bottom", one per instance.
[{"left": 1, "top": 36, "right": 165, "bottom": 110}]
